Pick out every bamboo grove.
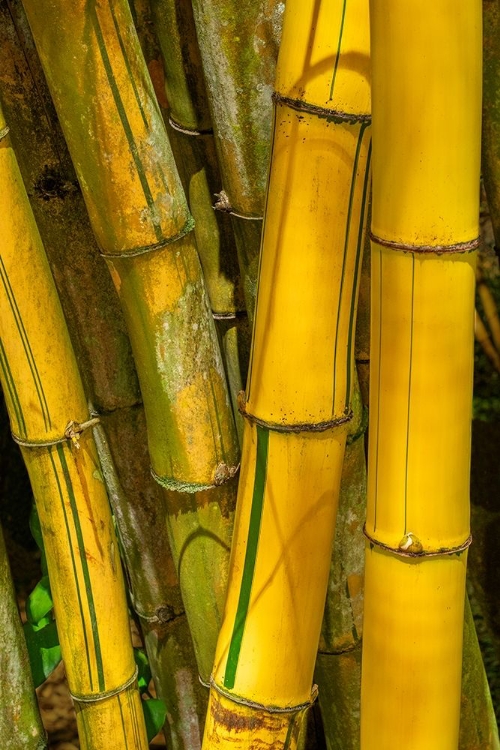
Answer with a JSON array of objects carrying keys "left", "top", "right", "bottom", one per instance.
[{"left": 0, "top": 0, "right": 498, "bottom": 749}]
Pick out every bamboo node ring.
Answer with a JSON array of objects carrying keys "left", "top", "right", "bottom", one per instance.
[
  {"left": 0, "top": 125, "right": 10, "bottom": 141},
  {"left": 168, "top": 117, "right": 213, "bottom": 137},
  {"left": 11, "top": 415, "right": 100, "bottom": 450},
  {"left": 237, "top": 391, "right": 353, "bottom": 433},
  {"left": 272, "top": 92, "right": 371, "bottom": 124},
  {"left": 369, "top": 232, "right": 480, "bottom": 255},
  {"left": 151, "top": 465, "right": 240, "bottom": 493},
  {"left": 363, "top": 525, "right": 472, "bottom": 558},
  {"left": 100, "top": 216, "right": 195, "bottom": 259},
  {"left": 70, "top": 666, "right": 138, "bottom": 704},
  {"left": 213, "top": 190, "right": 263, "bottom": 221},
  {"left": 209, "top": 677, "right": 318, "bottom": 713}
]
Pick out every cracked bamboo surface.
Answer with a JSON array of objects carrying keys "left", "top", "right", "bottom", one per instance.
[
  {"left": 22, "top": 0, "right": 239, "bottom": 684},
  {"left": 361, "top": 1, "right": 481, "bottom": 747},
  {"left": 0, "top": 524, "right": 46, "bottom": 749},
  {"left": 0, "top": 107, "right": 147, "bottom": 750},
  {"left": 202, "top": 1, "right": 371, "bottom": 747}
]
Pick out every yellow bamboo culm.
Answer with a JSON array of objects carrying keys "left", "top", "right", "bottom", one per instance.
[
  {"left": 0, "top": 108, "right": 148, "bottom": 750},
  {"left": 202, "top": 2, "right": 370, "bottom": 748},
  {"left": 361, "top": 2, "right": 481, "bottom": 748}
]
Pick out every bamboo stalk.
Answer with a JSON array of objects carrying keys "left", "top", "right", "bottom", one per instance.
[
  {"left": 475, "top": 310, "right": 500, "bottom": 372},
  {"left": 202, "top": 2, "right": 371, "bottom": 747},
  {"left": 21, "top": 0, "right": 239, "bottom": 685},
  {"left": 477, "top": 265, "right": 500, "bottom": 352},
  {"left": 482, "top": 0, "right": 500, "bottom": 250},
  {"left": 361, "top": 1, "right": 481, "bottom": 747},
  {"left": 0, "top": 524, "right": 47, "bottom": 749},
  {"left": 0, "top": 107, "right": 148, "bottom": 749},
  {"left": 149, "top": 0, "right": 251, "bottom": 439},
  {"left": 0, "top": 6, "right": 206, "bottom": 746},
  {"left": 189, "top": 0, "right": 284, "bottom": 318}
]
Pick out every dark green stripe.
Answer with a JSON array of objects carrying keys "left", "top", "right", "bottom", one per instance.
[
  {"left": 0, "top": 257, "right": 51, "bottom": 430},
  {"left": 345, "top": 135, "right": 372, "bottom": 407},
  {"left": 117, "top": 694, "right": 131, "bottom": 750},
  {"left": 108, "top": 0, "right": 149, "bottom": 130},
  {"left": 332, "top": 124, "right": 366, "bottom": 414},
  {"left": 92, "top": 10, "right": 163, "bottom": 242},
  {"left": 284, "top": 713, "right": 297, "bottom": 750},
  {"left": 329, "top": 0, "right": 348, "bottom": 100},
  {"left": 223, "top": 426, "right": 270, "bottom": 689},
  {"left": 48, "top": 446, "right": 94, "bottom": 688},
  {"left": 0, "top": 337, "right": 26, "bottom": 436},
  {"left": 404, "top": 256, "right": 415, "bottom": 534},
  {"left": 56, "top": 443, "right": 105, "bottom": 692}
]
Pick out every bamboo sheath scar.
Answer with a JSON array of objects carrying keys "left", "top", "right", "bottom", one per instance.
[
  {"left": 361, "top": 2, "right": 481, "bottom": 748},
  {"left": 0, "top": 111, "right": 148, "bottom": 749},
  {"left": 202, "top": 1, "right": 371, "bottom": 747},
  {"left": 0, "top": 6, "right": 206, "bottom": 748}
]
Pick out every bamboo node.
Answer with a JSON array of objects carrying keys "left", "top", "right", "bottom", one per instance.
[
  {"left": 238, "top": 392, "right": 353, "bottom": 433},
  {"left": 213, "top": 191, "right": 263, "bottom": 221},
  {"left": 0, "top": 125, "right": 10, "bottom": 141},
  {"left": 70, "top": 666, "right": 138, "bottom": 704},
  {"left": 168, "top": 116, "right": 213, "bottom": 137},
  {"left": 64, "top": 417, "right": 101, "bottom": 449},
  {"left": 370, "top": 232, "right": 480, "bottom": 255},
  {"left": 151, "top": 466, "right": 240, "bottom": 493},
  {"left": 213, "top": 462, "right": 240, "bottom": 485},
  {"left": 364, "top": 525, "right": 472, "bottom": 558},
  {"left": 272, "top": 92, "right": 371, "bottom": 124},
  {"left": 100, "top": 216, "right": 195, "bottom": 259},
  {"left": 210, "top": 677, "right": 318, "bottom": 714}
]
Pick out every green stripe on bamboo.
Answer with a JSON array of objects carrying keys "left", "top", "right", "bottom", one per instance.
[{"left": 0, "top": 524, "right": 47, "bottom": 749}]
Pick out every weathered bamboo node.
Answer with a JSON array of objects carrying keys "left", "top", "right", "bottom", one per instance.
[
  {"left": 0, "top": 125, "right": 9, "bottom": 140},
  {"left": 11, "top": 416, "right": 100, "bottom": 449},
  {"left": 210, "top": 678, "right": 318, "bottom": 713},
  {"left": 213, "top": 190, "right": 263, "bottom": 221},
  {"left": 363, "top": 526, "right": 472, "bottom": 558},
  {"left": 370, "top": 232, "right": 480, "bottom": 255},
  {"left": 99, "top": 219, "right": 195, "bottom": 259},
  {"left": 70, "top": 666, "right": 138, "bottom": 704},
  {"left": 272, "top": 92, "right": 371, "bottom": 124},
  {"left": 151, "top": 462, "right": 240, "bottom": 493},
  {"left": 168, "top": 117, "right": 213, "bottom": 137}
]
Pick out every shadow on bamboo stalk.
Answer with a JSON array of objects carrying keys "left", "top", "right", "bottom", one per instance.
[
  {"left": 0, "top": 107, "right": 148, "bottom": 749},
  {"left": 0, "top": 4, "right": 207, "bottom": 746},
  {"left": 148, "top": 0, "right": 251, "bottom": 441},
  {"left": 21, "top": 0, "right": 239, "bottom": 692},
  {"left": 0, "top": 524, "right": 46, "bottom": 749}
]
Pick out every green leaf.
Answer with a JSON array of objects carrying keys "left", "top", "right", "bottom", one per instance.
[
  {"left": 23, "top": 618, "right": 61, "bottom": 688},
  {"left": 142, "top": 698, "right": 166, "bottom": 742},
  {"left": 134, "top": 648, "right": 151, "bottom": 693},
  {"left": 26, "top": 576, "right": 53, "bottom": 624}
]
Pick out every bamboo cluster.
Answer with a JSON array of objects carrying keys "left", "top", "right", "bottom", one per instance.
[{"left": 0, "top": 1, "right": 497, "bottom": 749}]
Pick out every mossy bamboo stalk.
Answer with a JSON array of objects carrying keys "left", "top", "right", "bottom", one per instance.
[
  {"left": 0, "top": 524, "right": 46, "bottom": 749},
  {"left": 22, "top": 0, "right": 239, "bottom": 684},
  {"left": 361, "top": 2, "right": 481, "bottom": 747},
  {"left": 315, "top": 376, "right": 366, "bottom": 750},
  {"left": 202, "top": 2, "right": 371, "bottom": 747},
  {"left": 149, "top": 0, "right": 250, "bottom": 438},
  {"left": 482, "top": 0, "right": 500, "bottom": 250},
  {"left": 0, "top": 7, "right": 206, "bottom": 745},
  {"left": 0, "top": 107, "right": 148, "bottom": 750},
  {"left": 189, "top": 0, "right": 283, "bottom": 317}
]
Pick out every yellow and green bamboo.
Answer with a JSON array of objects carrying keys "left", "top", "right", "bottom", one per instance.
[
  {"left": 22, "top": 0, "right": 239, "bottom": 685},
  {"left": 482, "top": 0, "right": 500, "bottom": 250},
  {"left": 0, "top": 106, "right": 148, "bottom": 749},
  {"left": 0, "top": 6, "right": 207, "bottom": 746},
  {"left": 202, "top": 1, "right": 371, "bottom": 747},
  {"left": 190, "top": 0, "right": 284, "bottom": 318},
  {"left": 361, "top": 1, "right": 481, "bottom": 747},
  {"left": 149, "top": 0, "right": 250, "bottom": 439},
  {"left": 0, "top": 524, "right": 47, "bottom": 749}
]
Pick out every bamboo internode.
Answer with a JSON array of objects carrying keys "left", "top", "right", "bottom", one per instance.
[
  {"left": 203, "top": 1, "right": 371, "bottom": 746},
  {"left": 0, "top": 107, "right": 148, "bottom": 749},
  {"left": 361, "top": 1, "right": 482, "bottom": 747}
]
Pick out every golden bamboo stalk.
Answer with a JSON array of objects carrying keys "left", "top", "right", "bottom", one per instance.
[
  {"left": 361, "top": 1, "right": 481, "bottom": 746},
  {"left": 202, "top": 1, "right": 371, "bottom": 747},
  {"left": 0, "top": 106, "right": 148, "bottom": 749}
]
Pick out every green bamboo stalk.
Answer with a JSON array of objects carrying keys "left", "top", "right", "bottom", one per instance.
[
  {"left": 1, "top": 5, "right": 208, "bottom": 746},
  {"left": 22, "top": 0, "right": 239, "bottom": 685},
  {"left": 482, "top": 0, "right": 500, "bottom": 249},
  {"left": 189, "top": 0, "right": 284, "bottom": 317},
  {"left": 0, "top": 524, "right": 47, "bottom": 749},
  {"left": 148, "top": 0, "right": 251, "bottom": 439}
]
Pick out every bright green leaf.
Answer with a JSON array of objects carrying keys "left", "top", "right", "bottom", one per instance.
[
  {"left": 23, "top": 618, "right": 61, "bottom": 688},
  {"left": 134, "top": 648, "right": 151, "bottom": 693},
  {"left": 26, "top": 576, "right": 53, "bottom": 624},
  {"left": 142, "top": 698, "right": 166, "bottom": 743}
]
